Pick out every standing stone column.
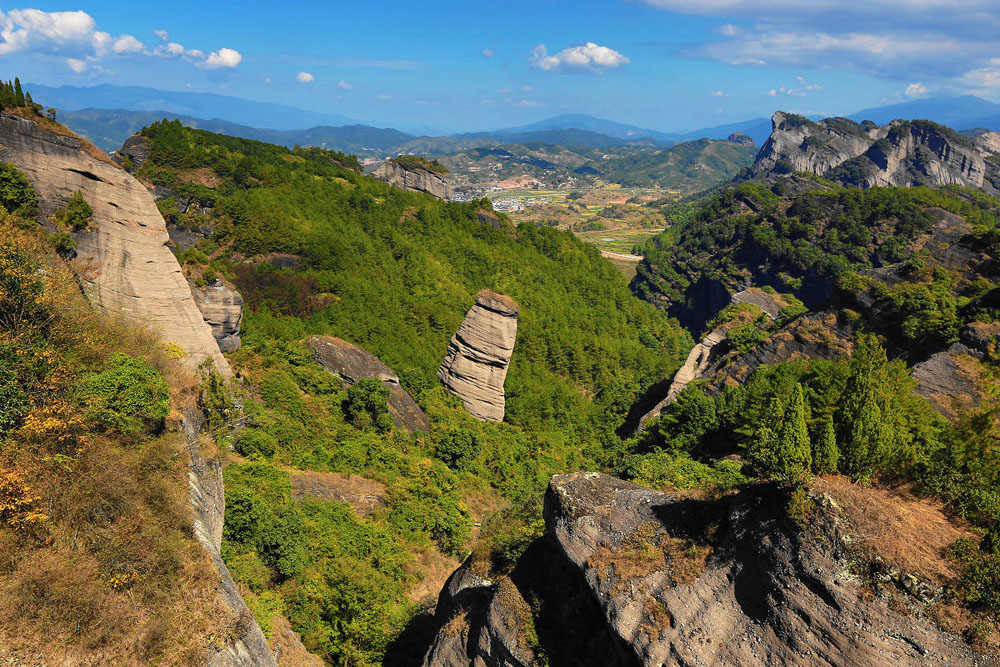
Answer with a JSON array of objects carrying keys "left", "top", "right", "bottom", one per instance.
[{"left": 438, "top": 290, "right": 519, "bottom": 421}]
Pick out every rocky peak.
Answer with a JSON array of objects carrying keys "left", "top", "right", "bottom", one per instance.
[
  {"left": 750, "top": 112, "right": 999, "bottom": 194},
  {"left": 727, "top": 131, "right": 755, "bottom": 147},
  {"left": 437, "top": 290, "right": 519, "bottom": 421},
  {"left": 371, "top": 156, "right": 451, "bottom": 199},
  {"left": 420, "top": 472, "right": 994, "bottom": 666}
]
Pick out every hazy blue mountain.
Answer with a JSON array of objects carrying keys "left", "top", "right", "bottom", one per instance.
[
  {"left": 485, "top": 114, "right": 678, "bottom": 144},
  {"left": 846, "top": 95, "right": 1000, "bottom": 130},
  {"left": 672, "top": 117, "right": 772, "bottom": 145},
  {"left": 27, "top": 82, "right": 358, "bottom": 131}
]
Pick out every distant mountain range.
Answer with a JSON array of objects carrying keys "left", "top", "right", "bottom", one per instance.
[{"left": 35, "top": 83, "right": 1000, "bottom": 164}]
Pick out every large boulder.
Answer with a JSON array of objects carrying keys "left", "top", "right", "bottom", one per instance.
[
  {"left": 0, "top": 113, "right": 230, "bottom": 376},
  {"left": 420, "top": 472, "right": 994, "bottom": 666},
  {"left": 306, "top": 335, "right": 431, "bottom": 432},
  {"left": 371, "top": 157, "right": 451, "bottom": 199},
  {"left": 190, "top": 279, "right": 244, "bottom": 353},
  {"left": 437, "top": 290, "right": 519, "bottom": 422}
]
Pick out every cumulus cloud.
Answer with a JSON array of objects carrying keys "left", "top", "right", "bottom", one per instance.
[
  {"left": 202, "top": 47, "right": 243, "bottom": 69},
  {"left": 337, "top": 79, "right": 353, "bottom": 89},
  {"left": 113, "top": 34, "right": 144, "bottom": 54},
  {"left": 711, "top": 90, "right": 731, "bottom": 97},
  {"left": 904, "top": 82, "right": 928, "bottom": 97},
  {"left": 0, "top": 8, "right": 242, "bottom": 70},
  {"left": 296, "top": 71, "right": 314, "bottom": 83},
  {"left": 640, "top": 0, "right": 1000, "bottom": 88},
  {"left": 530, "top": 42, "right": 630, "bottom": 73}
]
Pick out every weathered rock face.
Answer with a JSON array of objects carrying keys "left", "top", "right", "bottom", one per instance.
[
  {"left": 190, "top": 279, "right": 244, "bottom": 353},
  {"left": 913, "top": 343, "right": 988, "bottom": 419},
  {"left": 0, "top": 113, "right": 230, "bottom": 376},
  {"left": 727, "top": 131, "right": 755, "bottom": 147},
  {"left": 371, "top": 159, "right": 450, "bottom": 199},
  {"left": 113, "top": 133, "right": 151, "bottom": 172},
  {"left": 421, "top": 472, "right": 995, "bottom": 667},
  {"left": 750, "top": 111, "right": 999, "bottom": 193},
  {"left": 306, "top": 335, "right": 431, "bottom": 432},
  {"left": 438, "top": 290, "right": 519, "bottom": 422},
  {"left": 972, "top": 130, "right": 1000, "bottom": 156}
]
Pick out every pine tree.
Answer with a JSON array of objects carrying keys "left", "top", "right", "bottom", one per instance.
[
  {"left": 745, "top": 395, "right": 784, "bottom": 479},
  {"left": 775, "top": 383, "right": 812, "bottom": 482},
  {"left": 837, "top": 334, "right": 889, "bottom": 481},
  {"left": 13, "top": 78, "right": 24, "bottom": 106},
  {"left": 813, "top": 417, "right": 840, "bottom": 475}
]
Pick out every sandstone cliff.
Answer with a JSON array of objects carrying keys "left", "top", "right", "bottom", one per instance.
[
  {"left": 749, "top": 112, "right": 999, "bottom": 193},
  {"left": 438, "top": 290, "right": 519, "bottom": 422},
  {"left": 306, "top": 335, "right": 431, "bottom": 432},
  {"left": 371, "top": 157, "right": 451, "bottom": 199},
  {"left": 421, "top": 472, "right": 994, "bottom": 666},
  {"left": 0, "top": 113, "right": 230, "bottom": 376}
]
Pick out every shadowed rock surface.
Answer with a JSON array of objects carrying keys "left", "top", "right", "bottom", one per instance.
[
  {"left": 438, "top": 290, "right": 519, "bottom": 422},
  {"left": 0, "top": 112, "right": 230, "bottom": 376},
  {"left": 420, "top": 472, "right": 995, "bottom": 667},
  {"left": 190, "top": 279, "right": 244, "bottom": 353},
  {"left": 913, "top": 343, "right": 988, "bottom": 419},
  {"left": 306, "top": 335, "right": 431, "bottom": 432}
]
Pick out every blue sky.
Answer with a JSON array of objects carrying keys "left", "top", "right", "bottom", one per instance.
[{"left": 3, "top": 1, "right": 1000, "bottom": 132}]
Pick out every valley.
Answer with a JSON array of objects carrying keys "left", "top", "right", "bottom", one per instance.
[{"left": 2, "top": 52, "right": 1000, "bottom": 667}]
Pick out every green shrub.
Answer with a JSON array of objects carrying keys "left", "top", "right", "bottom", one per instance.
[
  {"left": 435, "top": 428, "right": 481, "bottom": 471},
  {"left": 344, "top": 378, "right": 392, "bottom": 432},
  {"left": 53, "top": 191, "right": 93, "bottom": 231},
  {"left": 235, "top": 429, "right": 277, "bottom": 459},
  {"left": 0, "top": 162, "right": 37, "bottom": 213},
  {"left": 79, "top": 353, "right": 169, "bottom": 435}
]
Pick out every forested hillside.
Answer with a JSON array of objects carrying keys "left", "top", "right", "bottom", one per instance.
[{"left": 126, "top": 120, "right": 692, "bottom": 663}]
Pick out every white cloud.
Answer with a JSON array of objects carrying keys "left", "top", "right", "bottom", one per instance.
[
  {"left": 719, "top": 23, "right": 741, "bottom": 37},
  {"left": 521, "top": 84, "right": 532, "bottom": 92},
  {"left": 337, "top": 79, "right": 353, "bottom": 89},
  {"left": 0, "top": 8, "right": 242, "bottom": 70},
  {"left": 202, "top": 47, "right": 243, "bottom": 69},
  {"left": 711, "top": 90, "right": 731, "bottom": 97},
  {"left": 113, "top": 34, "right": 144, "bottom": 54},
  {"left": 378, "top": 93, "right": 392, "bottom": 100},
  {"left": 66, "top": 57, "right": 87, "bottom": 73},
  {"left": 296, "top": 71, "right": 314, "bottom": 83},
  {"left": 530, "top": 42, "right": 630, "bottom": 73},
  {"left": 481, "top": 48, "right": 494, "bottom": 59},
  {"left": 904, "top": 82, "right": 928, "bottom": 96}
]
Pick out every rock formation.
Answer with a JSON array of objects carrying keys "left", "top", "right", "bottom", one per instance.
[
  {"left": 190, "top": 279, "right": 244, "bottom": 353},
  {"left": 306, "top": 335, "right": 431, "bottom": 432},
  {"left": 749, "top": 111, "right": 999, "bottom": 193},
  {"left": 0, "top": 113, "right": 230, "bottom": 376},
  {"left": 437, "top": 290, "right": 519, "bottom": 422},
  {"left": 371, "top": 157, "right": 451, "bottom": 199},
  {"left": 421, "top": 472, "right": 994, "bottom": 666},
  {"left": 727, "top": 131, "right": 755, "bottom": 147}
]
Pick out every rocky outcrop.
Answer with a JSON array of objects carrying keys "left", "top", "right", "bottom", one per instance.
[
  {"left": 306, "top": 335, "right": 431, "bottom": 432},
  {"left": 972, "top": 130, "right": 1000, "bottom": 156},
  {"left": 113, "top": 133, "right": 151, "bottom": 172},
  {"left": 913, "top": 344, "right": 988, "bottom": 419},
  {"left": 0, "top": 112, "right": 230, "bottom": 376},
  {"left": 421, "top": 472, "right": 994, "bottom": 666},
  {"left": 191, "top": 279, "right": 244, "bottom": 353},
  {"left": 727, "top": 131, "right": 755, "bottom": 147},
  {"left": 371, "top": 158, "right": 451, "bottom": 199},
  {"left": 639, "top": 327, "right": 728, "bottom": 429},
  {"left": 437, "top": 290, "right": 519, "bottom": 422},
  {"left": 749, "top": 112, "right": 999, "bottom": 194}
]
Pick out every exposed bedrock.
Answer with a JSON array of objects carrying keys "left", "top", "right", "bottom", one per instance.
[
  {"left": 420, "top": 472, "right": 995, "bottom": 666},
  {"left": 438, "top": 290, "right": 519, "bottom": 422},
  {"left": 306, "top": 335, "right": 431, "bottom": 432},
  {"left": 190, "top": 279, "right": 245, "bottom": 353}
]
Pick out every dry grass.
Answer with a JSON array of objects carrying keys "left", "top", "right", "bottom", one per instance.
[
  {"left": 813, "top": 476, "right": 974, "bottom": 585},
  {"left": 0, "top": 220, "right": 227, "bottom": 663},
  {"left": 588, "top": 521, "right": 712, "bottom": 595}
]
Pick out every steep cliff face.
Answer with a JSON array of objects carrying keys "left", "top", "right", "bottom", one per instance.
[
  {"left": 306, "top": 335, "right": 432, "bottom": 432},
  {"left": 421, "top": 473, "right": 994, "bottom": 667},
  {"left": 0, "top": 113, "right": 230, "bottom": 376},
  {"left": 437, "top": 290, "right": 519, "bottom": 422},
  {"left": 371, "top": 158, "right": 451, "bottom": 199},
  {"left": 749, "top": 112, "right": 999, "bottom": 193}
]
